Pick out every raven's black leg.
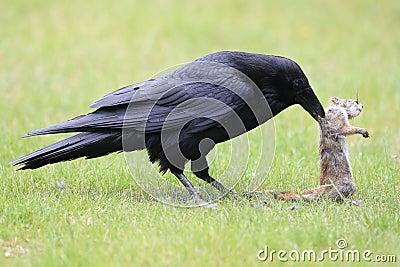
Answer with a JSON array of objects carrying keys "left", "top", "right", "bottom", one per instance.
[
  {"left": 193, "top": 168, "right": 231, "bottom": 193},
  {"left": 170, "top": 170, "right": 202, "bottom": 198},
  {"left": 191, "top": 158, "right": 267, "bottom": 200},
  {"left": 191, "top": 157, "right": 232, "bottom": 194}
]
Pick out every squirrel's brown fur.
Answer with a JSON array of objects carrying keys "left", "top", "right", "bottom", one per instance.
[{"left": 275, "top": 97, "right": 369, "bottom": 202}]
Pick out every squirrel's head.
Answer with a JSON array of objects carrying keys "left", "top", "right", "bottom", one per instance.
[{"left": 329, "top": 97, "right": 363, "bottom": 119}]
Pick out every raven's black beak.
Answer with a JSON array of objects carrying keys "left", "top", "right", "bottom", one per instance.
[{"left": 295, "top": 87, "right": 325, "bottom": 121}]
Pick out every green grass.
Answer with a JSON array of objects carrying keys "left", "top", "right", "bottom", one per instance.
[{"left": 1, "top": 0, "right": 400, "bottom": 266}]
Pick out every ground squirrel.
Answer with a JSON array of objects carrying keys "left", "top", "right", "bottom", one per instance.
[{"left": 276, "top": 97, "right": 369, "bottom": 202}]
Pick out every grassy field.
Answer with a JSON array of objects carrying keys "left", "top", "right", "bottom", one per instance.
[{"left": 1, "top": 0, "right": 399, "bottom": 266}]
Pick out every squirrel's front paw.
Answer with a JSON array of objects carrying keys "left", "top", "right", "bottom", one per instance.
[{"left": 361, "top": 128, "right": 369, "bottom": 138}]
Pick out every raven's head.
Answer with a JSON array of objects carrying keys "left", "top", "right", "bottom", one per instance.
[
  {"left": 260, "top": 56, "right": 325, "bottom": 121},
  {"left": 198, "top": 52, "right": 325, "bottom": 121}
]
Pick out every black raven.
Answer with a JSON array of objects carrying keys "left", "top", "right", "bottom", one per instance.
[{"left": 11, "top": 51, "right": 325, "bottom": 197}]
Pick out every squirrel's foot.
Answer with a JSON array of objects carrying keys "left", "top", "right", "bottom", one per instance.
[{"left": 358, "top": 128, "right": 369, "bottom": 138}]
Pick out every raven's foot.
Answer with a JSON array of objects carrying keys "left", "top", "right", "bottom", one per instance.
[{"left": 186, "top": 188, "right": 206, "bottom": 204}]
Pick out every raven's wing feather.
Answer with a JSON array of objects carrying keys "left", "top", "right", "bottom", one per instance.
[
  {"left": 90, "top": 59, "right": 257, "bottom": 108},
  {"left": 92, "top": 60, "right": 262, "bottom": 133},
  {"left": 140, "top": 82, "right": 250, "bottom": 133}
]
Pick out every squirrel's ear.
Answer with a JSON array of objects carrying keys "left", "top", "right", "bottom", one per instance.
[{"left": 329, "top": 97, "right": 340, "bottom": 105}]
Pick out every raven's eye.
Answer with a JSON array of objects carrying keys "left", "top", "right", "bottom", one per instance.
[
  {"left": 292, "top": 80, "right": 300, "bottom": 90},
  {"left": 292, "top": 79, "right": 302, "bottom": 90}
]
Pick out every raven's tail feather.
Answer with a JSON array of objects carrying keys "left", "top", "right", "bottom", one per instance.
[{"left": 10, "top": 132, "right": 123, "bottom": 170}]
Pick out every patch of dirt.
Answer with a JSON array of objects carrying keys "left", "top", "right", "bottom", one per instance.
[{"left": 1, "top": 238, "right": 29, "bottom": 258}]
